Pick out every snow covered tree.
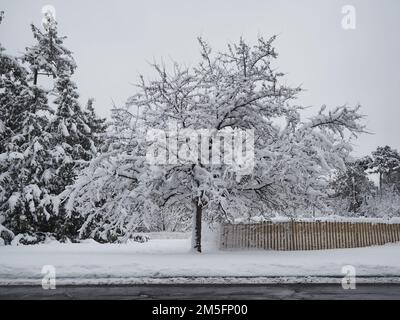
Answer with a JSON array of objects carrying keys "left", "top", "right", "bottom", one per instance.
[
  {"left": 49, "top": 74, "right": 108, "bottom": 238},
  {"left": 0, "top": 11, "right": 57, "bottom": 237},
  {"left": 22, "top": 13, "right": 106, "bottom": 195},
  {"left": 64, "top": 36, "right": 365, "bottom": 251},
  {"left": 0, "top": 64, "right": 57, "bottom": 234},
  {"left": 0, "top": 10, "right": 18, "bottom": 242},
  {"left": 21, "top": 13, "right": 106, "bottom": 239},
  {"left": 50, "top": 74, "right": 96, "bottom": 192},
  {"left": 0, "top": 41, "right": 27, "bottom": 154},
  {"left": 368, "top": 146, "right": 400, "bottom": 196},
  {"left": 84, "top": 98, "right": 108, "bottom": 151},
  {"left": 22, "top": 11, "right": 76, "bottom": 85},
  {"left": 1, "top": 12, "right": 106, "bottom": 241},
  {"left": 58, "top": 108, "right": 150, "bottom": 242},
  {"left": 329, "top": 160, "right": 376, "bottom": 214}
]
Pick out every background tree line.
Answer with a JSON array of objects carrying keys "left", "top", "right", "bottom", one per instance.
[{"left": 330, "top": 145, "right": 400, "bottom": 217}]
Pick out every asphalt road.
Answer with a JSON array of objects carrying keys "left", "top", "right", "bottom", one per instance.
[{"left": 1, "top": 284, "right": 400, "bottom": 300}]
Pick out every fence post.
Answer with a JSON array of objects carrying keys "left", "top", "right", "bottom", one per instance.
[
  {"left": 326, "top": 222, "right": 331, "bottom": 249},
  {"left": 360, "top": 222, "right": 364, "bottom": 247},
  {"left": 290, "top": 220, "right": 294, "bottom": 251},
  {"left": 368, "top": 223, "right": 372, "bottom": 246},
  {"left": 392, "top": 223, "right": 396, "bottom": 243}
]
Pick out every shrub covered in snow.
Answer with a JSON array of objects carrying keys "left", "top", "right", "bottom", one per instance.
[
  {"left": 121, "top": 235, "right": 150, "bottom": 244},
  {"left": 10, "top": 232, "right": 61, "bottom": 246}
]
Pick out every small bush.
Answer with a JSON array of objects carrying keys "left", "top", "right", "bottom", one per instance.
[
  {"left": 10, "top": 232, "right": 58, "bottom": 246},
  {"left": 132, "top": 235, "right": 150, "bottom": 243}
]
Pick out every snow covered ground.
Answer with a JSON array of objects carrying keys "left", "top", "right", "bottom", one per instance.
[{"left": 1, "top": 234, "right": 400, "bottom": 285}]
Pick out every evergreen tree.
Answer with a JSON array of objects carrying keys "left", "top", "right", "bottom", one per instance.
[
  {"left": 49, "top": 76, "right": 106, "bottom": 237},
  {"left": 23, "top": 12, "right": 106, "bottom": 190},
  {"left": 2, "top": 11, "right": 106, "bottom": 241},
  {"left": 84, "top": 98, "right": 108, "bottom": 151},
  {"left": 368, "top": 146, "right": 400, "bottom": 195},
  {"left": 50, "top": 74, "right": 95, "bottom": 193},
  {"left": 0, "top": 41, "right": 27, "bottom": 154},
  {"left": 22, "top": 11, "right": 76, "bottom": 85},
  {"left": 0, "top": 10, "right": 18, "bottom": 242},
  {"left": 48, "top": 75, "right": 104, "bottom": 238},
  {"left": 0, "top": 48, "right": 56, "bottom": 234},
  {"left": 329, "top": 160, "right": 376, "bottom": 214},
  {"left": 1, "top": 11, "right": 57, "bottom": 237},
  {"left": 24, "top": 13, "right": 107, "bottom": 239}
]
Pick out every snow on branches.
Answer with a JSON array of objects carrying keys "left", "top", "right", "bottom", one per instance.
[
  {"left": 0, "top": 15, "right": 106, "bottom": 240},
  {"left": 64, "top": 36, "right": 365, "bottom": 250}
]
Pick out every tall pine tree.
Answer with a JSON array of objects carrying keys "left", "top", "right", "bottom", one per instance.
[
  {"left": 367, "top": 146, "right": 400, "bottom": 196},
  {"left": 22, "top": 10, "right": 76, "bottom": 85},
  {"left": 1, "top": 12, "right": 57, "bottom": 236},
  {"left": 84, "top": 98, "right": 107, "bottom": 151},
  {"left": 1, "top": 11, "right": 107, "bottom": 241}
]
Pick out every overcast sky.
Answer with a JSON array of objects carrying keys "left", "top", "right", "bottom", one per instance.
[{"left": 1, "top": 0, "right": 399, "bottom": 157}]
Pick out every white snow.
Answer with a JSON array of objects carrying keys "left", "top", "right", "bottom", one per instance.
[
  {"left": 1, "top": 235, "right": 400, "bottom": 285},
  {"left": 59, "top": 120, "right": 70, "bottom": 137},
  {"left": 0, "top": 120, "right": 5, "bottom": 133},
  {"left": 7, "top": 192, "right": 20, "bottom": 211}
]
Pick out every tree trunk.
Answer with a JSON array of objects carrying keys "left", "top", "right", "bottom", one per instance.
[
  {"left": 192, "top": 200, "right": 202, "bottom": 253},
  {"left": 33, "top": 69, "right": 38, "bottom": 85}
]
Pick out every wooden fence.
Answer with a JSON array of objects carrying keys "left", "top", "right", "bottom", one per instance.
[{"left": 220, "top": 221, "right": 400, "bottom": 250}]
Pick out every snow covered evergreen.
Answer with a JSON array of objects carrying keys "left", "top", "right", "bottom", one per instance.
[
  {"left": 84, "top": 98, "right": 107, "bottom": 151},
  {"left": 329, "top": 160, "right": 377, "bottom": 214},
  {"left": 22, "top": 11, "right": 76, "bottom": 85},
  {"left": 0, "top": 33, "right": 56, "bottom": 235},
  {"left": 0, "top": 12, "right": 106, "bottom": 242},
  {"left": 368, "top": 146, "right": 400, "bottom": 195}
]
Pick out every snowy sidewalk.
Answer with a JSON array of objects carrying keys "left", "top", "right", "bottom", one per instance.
[{"left": 1, "top": 238, "right": 400, "bottom": 285}]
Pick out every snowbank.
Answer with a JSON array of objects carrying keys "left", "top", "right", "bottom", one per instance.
[{"left": 1, "top": 237, "right": 400, "bottom": 285}]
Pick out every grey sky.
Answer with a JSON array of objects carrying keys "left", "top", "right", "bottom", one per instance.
[{"left": 1, "top": 0, "right": 399, "bottom": 157}]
